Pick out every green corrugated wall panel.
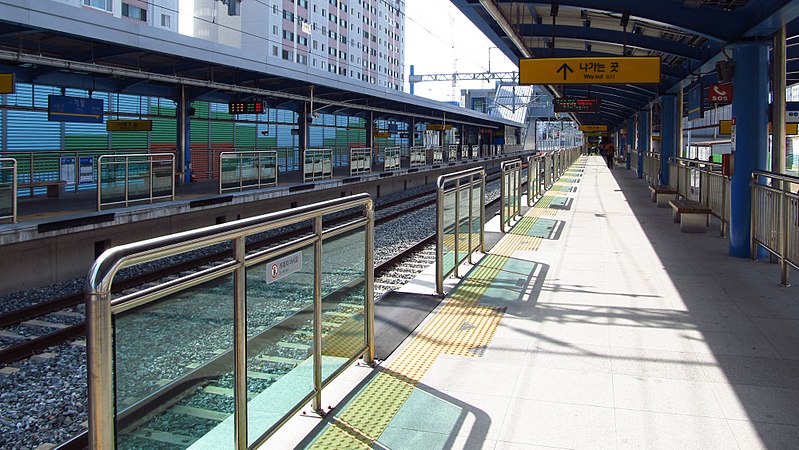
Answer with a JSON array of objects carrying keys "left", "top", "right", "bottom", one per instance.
[
  {"left": 210, "top": 120, "right": 233, "bottom": 144},
  {"left": 151, "top": 117, "right": 176, "bottom": 145},
  {"left": 64, "top": 135, "right": 107, "bottom": 151},
  {"left": 110, "top": 131, "right": 149, "bottom": 149},
  {"left": 234, "top": 123, "right": 256, "bottom": 149}
]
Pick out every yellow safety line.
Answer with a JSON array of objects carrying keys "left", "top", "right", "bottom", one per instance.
[{"left": 307, "top": 158, "right": 584, "bottom": 449}]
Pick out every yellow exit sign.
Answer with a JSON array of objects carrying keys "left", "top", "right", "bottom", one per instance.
[
  {"left": 426, "top": 124, "right": 452, "bottom": 131},
  {"left": 520, "top": 57, "right": 661, "bottom": 85},
  {"left": 579, "top": 125, "right": 608, "bottom": 132},
  {"left": 0, "top": 73, "right": 14, "bottom": 94},
  {"left": 106, "top": 120, "right": 153, "bottom": 132}
]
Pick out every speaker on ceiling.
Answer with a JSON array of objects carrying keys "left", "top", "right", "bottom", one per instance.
[{"left": 716, "top": 60, "right": 734, "bottom": 84}]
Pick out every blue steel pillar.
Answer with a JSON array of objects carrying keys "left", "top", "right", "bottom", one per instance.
[
  {"left": 626, "top": 117, "right": 635, "bottom": 170},
  {"left": 730, "top": 41, "right": 770, "bottom": 258},
  {"left": 176, "top": 86, "right": 192, "bottom": 185},
  {"left": 637, "top": 109, "right": 649, "bottom": 178},
  {"left": 660, "top": 95, "right": 677, "bottom": 186}
]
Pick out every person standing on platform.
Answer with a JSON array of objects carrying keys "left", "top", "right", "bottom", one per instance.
[{"left": 604, "top": 140, "right": 615, "bottom": 169}]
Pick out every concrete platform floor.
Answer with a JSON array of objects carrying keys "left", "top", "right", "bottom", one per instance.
[{"left": 272, "top": 155, "right": 799, "bottom": 449}]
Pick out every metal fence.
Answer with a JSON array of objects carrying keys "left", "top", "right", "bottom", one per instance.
[
  {"left": 436, "top": 167, "right": 485, "bottom": 294},
  {"left": 410, "top": 146, "right": 426, "bottom": 167},
  {"left": 303, "top": 149, "right": 333, "bottom": 182},
  {"left": 751, "top": 171, "right": 799, "bottom": 286},
  {"left": 0, "top": 158, "right": 17, "bottom": 223},
  {"left": 86, "top": 193, "right": 375, "bottom": 449},
  {"left": 630, "top": 149, "right": 639, "bottom": 173},
  {"left": 471, "top": 145, "right": 479, "bottom": 159},
  {"left": 219, "top": 150, "right": 278, "bottom": 194},
  {"left": 97, "top": 153, "right": 175, "bottom": 211},
  {"left": 643, "top": 152, "right": 661, "bottom": 185},
  {"left": 500, "top": 159, "right": 523, "bottom": 232},
  {"left": 350, "top": 148, "right": 372, "bottom": 176},
  {"left": 668, "top": 157, "right": 730, "bottom": 235},
  {"left": 383, "top": 146, "right": 401, "bottom": 171}
]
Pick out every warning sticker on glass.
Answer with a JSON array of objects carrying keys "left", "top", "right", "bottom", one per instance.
[{"left": 267, "top": 251, "right": 302, "bottom": 284}]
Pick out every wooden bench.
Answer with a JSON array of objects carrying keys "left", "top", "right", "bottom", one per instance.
[
  {"left": 18, "top": 180, "right": 67, "bottom": 198},
  {"left": 648, "top": 185, "right": 678, "bottom": 208},
  {"left": 669, "top": 199, "right": 711, "bottom": 233}
]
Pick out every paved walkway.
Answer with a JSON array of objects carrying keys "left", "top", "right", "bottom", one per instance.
[{"left": 284, "top": 155, "right": 799, "bottom": 449}]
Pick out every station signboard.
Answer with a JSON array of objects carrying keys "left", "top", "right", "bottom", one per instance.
[
  {"left": 48, "top": 95, "right": 104, "bottom": 123},
  {"left": 579, "top": 125, "right": 608, "bottom": 132},
  {"left": 107, "top": 120, "right": 153, "bottom": 132},
  {"left": 0, "top": 73, "right": 14, "bottom": 94},
  {"left": 553, "top": 98, "right": 601, "bottom": 113},
  {"left": 520, "top": 57, "right": 661, "bottom": 85},
  {"left": 374, "top": 131, "right": 391, "bottom": 138},
  {"left": 426, "top": 124, "right": 452, "bottom": 131}
]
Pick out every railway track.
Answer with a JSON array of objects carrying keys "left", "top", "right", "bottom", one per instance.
[{"left": 0, "top": 170, "right": 510, "bottom": 366}]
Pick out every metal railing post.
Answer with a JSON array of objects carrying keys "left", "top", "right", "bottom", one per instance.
[
  {"left": 86, "top": 288, "right": 114, "bottom": 450},
  {"left": 468, "top": 175, "right": 473, "bottom": 264},
  {"left": 364, "top": 203, "right": 376, "bottom": 364},
  {"left": 780, "top": 182, "right": 790, "bottom": 286},
  {"left": 454, "top": 178, "right": 461, "bottom": 278},
  {"left": 751, "top": 173, "right": 758, "bottom": 260},
  {"left": 480, "top": 175, "right": 485, "bottom": 253},
  {"left": 436, "top": 181, "right": 445, "bottom": 294},
  {"left": 312, "top": 215, "right": 324, "bottom": 412},
  {"left": 233, "top": 236, "right": 248, "bottom": 450}
]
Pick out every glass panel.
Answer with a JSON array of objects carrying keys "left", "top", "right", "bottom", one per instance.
[
  {"left": 241, "top": 155, "right": 258, "bottom": 188},
  {"left": 152, "top": 160, "right": 172, "bottom": 198},
  {"left": 456, "top": 186, "right": 470, "bottom": 267},
  {"left": 127, "top": 159, "right": 151, "bottom": 201},
  {"left": 220, "top": 156, "right": 239, "bottom": 190},
  {"left": 442, "top": 189, "right": 457, "bottom": 276},
  {"left": 246, "top": 245, "right": 315, "bottom": 445},
  {"left": 470, "top": 184, "right": 482, "bottom": 253},
  {"left": 100, "top": 161, "right": 126, "bottom": 205},
  {"left": 321, "top": 228, "right": 367, "bottom": 382},
  {"left": 0, "top": 164, "right": 12, "bottom": 219},
  {"left": 114, "top": 274, "right": 234, "bottom": 449}
]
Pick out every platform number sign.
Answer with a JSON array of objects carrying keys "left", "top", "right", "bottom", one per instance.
[
  {"left": 787, "top": 102, "right": 799, "bottom": 123},
  {"left": 709, "top": 84, "right": 733, "bottom": 104},
  {"left": 266, "top": 251, "right": 302, "bottom": 284}
]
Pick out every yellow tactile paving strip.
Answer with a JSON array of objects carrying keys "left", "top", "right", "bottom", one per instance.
[{"left": 307, "top": 157, "right": 586, "bottom": 449}]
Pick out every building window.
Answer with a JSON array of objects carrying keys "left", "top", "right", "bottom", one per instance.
[
  {"left": 297, "top": 54, "right": 308, "bottom": 64},
  {"left": 272, "top": 46, "right": 279, "bottom": 56},
  {"left": 282, "top": 50, "right": 292, "bottom": 60},
  {"left": 121, "top": 3, "right": 147, "bottom": 21},
  {"left": 161, "top": 14, "right": 170, "bottom": 28},
  {"left": 83, "top": 0, "right": 111, "bottom": 11}
]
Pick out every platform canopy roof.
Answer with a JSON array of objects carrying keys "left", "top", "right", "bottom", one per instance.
[
  {"left": 0, "top": 2, "right": 520, "bottom": 131},
  {"left": 451, "top": 0, "right": 799, "bottom": 128}
]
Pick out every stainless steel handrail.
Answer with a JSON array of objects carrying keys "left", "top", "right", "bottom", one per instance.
[
  {"left": 751, "top": 170, "right": 799, "bottom": 286},
  {"left": 526, "top": 154, "right": 544, "bottom": 206},
  {"left": 436, "top": 167, "right": 486, "bottom": 294},
  {"left": 500, "top": 159, "right": 523, "bottom": 232},
  {"left": 0, "top": 157, "right": 17, "bottom": 223},
  {"left": 86, "top": 193, "right": 375, "bottom": 449},
  {"left": 96, "top": 153, "right": 176, "bottom": 211},
  {"left": 218, "top": 150, "right": 278, "bottom": 193}
]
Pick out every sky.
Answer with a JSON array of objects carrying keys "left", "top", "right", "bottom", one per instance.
[{"left": 402, "top": 0, "right": 518, "bottom": 103}]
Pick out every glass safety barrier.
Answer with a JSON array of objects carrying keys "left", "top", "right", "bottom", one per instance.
[
  {"left": 219, "top": 150, "right": 278, "bottom": 194},
  {"left": 86, "top": 193, "right": 375, "bottom": 449},
  {"left": 383, "top": 147, "right": 401, "bottom": 171},
  {"left": 410, "top": 146, "right": 426, "bottom": 168},
  {"left": 97, "top": 153, "right": 175, "bottom": 211},
  {"left": 0, "top": 158, "right": 17, "bottom": 223},
  {"left": 471, "top": 145, "right": 479, "bottom": 160},
  {"left": 527, "top": 154, "right": 545, "bottom": 207},
  {"left": 349, "top": 148, "right": 372, "bottom": 176},
  {"left": 447, "top": 145, "right": 458, "bottom": 162},
  {"left": 435, "top": 167, "right": 485, "bottom": 294},
  {"left": 431, "top": 146, "right": 443, "bottom": 165},
  {"left": 303, "top": 149, "right": 333, "bottom": 182},
  {"left": 751, "top": 170, "right": 799, "bottom": 286},
  {"left": 643, "top": 152, "right": 661, "bottom": 185},
  {"left": 500, "top": 159, "right": 523, "bottom": 233}
]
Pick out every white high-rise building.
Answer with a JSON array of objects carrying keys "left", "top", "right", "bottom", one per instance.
[{"left": 66, "top": 0, "right": 405, "bottom": 91}]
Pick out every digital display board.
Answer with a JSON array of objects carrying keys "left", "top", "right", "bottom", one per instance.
[
  {"left": 553, "top": 98, "right": 601, "bottom": 113},
  {"left": 228, "top": 101, "right": 264, "bottom": 114}
]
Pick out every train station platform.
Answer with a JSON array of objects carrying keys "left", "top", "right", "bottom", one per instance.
[{"left": 272, "top": 155, "right": 799, "bottom": 449}]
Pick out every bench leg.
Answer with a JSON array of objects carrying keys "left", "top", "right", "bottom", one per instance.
[
  {"left": 656, "top": 193, "right": 674, "bottom": 208},
  {"left": 680, "top": 213, "right": 708, "bottom": 233},
  {"left": 672, "top": 209, "right": 680, "bottom": 223},
  {"left": 46, "top": 184, "right": 61, "bottom": 198}
]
